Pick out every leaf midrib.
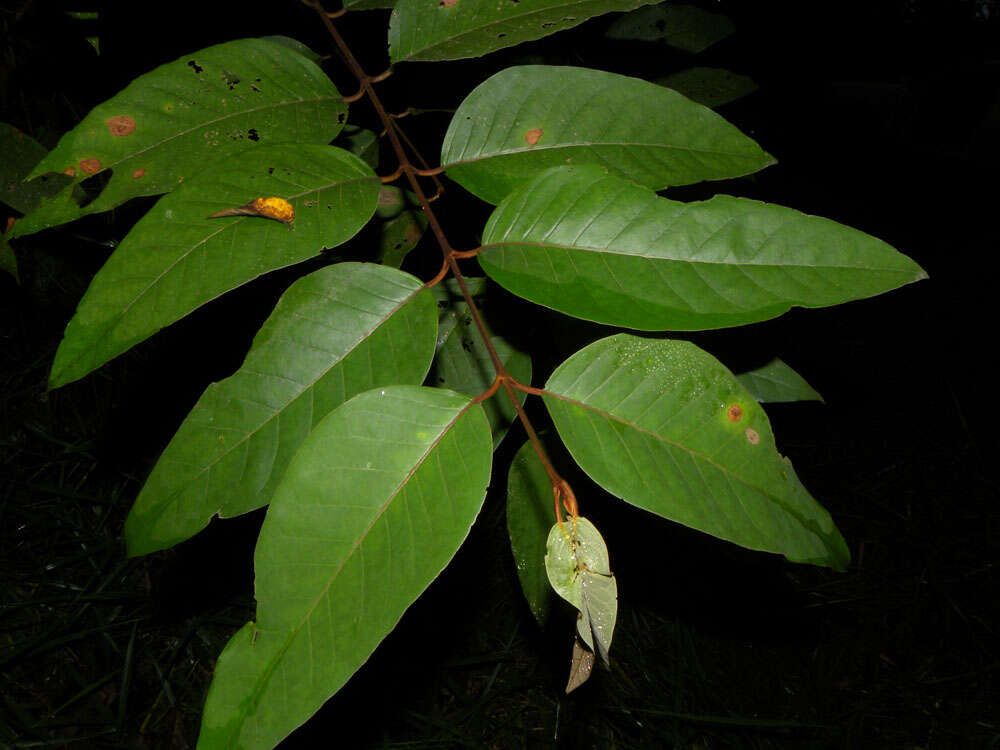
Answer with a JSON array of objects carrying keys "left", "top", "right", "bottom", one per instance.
[
  {"left": 479, "top": 239, "right": 918, "bottom": 273},
  {"left": 139, "top": 282, "right": 426, "bottom": 527},
  {"left": 541, "top": 386, "right": 823, "bottom": 539},
  {"left": 234, "top": 397, "right": 476, "bottom": 737}
]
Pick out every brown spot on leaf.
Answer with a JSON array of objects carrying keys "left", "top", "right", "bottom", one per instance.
[
  {"left": 132, "top": 168, "right": 146, "bottom": 179},
  {"left": 79, "top": 158, "right": 101, "bottom": 175},
  {"left": 106, "top": 116, "right": 136, "bottom": 136},
  {"left": 404, "top": 223, "right": 421, "bottom": 243},
  {"left": 438, "top": 0, "right": 458, "bottom": 6},
  {"left": 525, "top": 128, "right": 543, "bottom": 146},
  {"left": 63, "top": 166, "right": 76, "bottom": 177},
  {"left": 727, "top": 404, "right": 743, "bottom": 422},
  {"left": 745, "top": 428, "right": 760, "bottom": 445}
]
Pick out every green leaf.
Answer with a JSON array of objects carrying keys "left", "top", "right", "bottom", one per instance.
[
  {"left": 0, "top": 123, "right": 73, "bottom": 215},
  {"left": 479, "top": 166, "right": 927, "bottom": 331},
  {"left": 656, "top": 67, "right": 758, "bottom": 109},
  {"left": 605, "top": 3, "right": 734, "bottom": 53},
  {"left": 334, "top": 125, "right": 380, "bottom": 169},
  {"left": 378, "top": 210, "right": 428, "bottom": 268},
  {"left": 125, "top": 262, "right": 437, "bottom": 557},
  {"left": 506, "top": 438, "right": 558, "bottom": 626},
  {"left": 198, "top": 386, "right": 492, "bottom": 749},
  {"left": 49, "top": 144, "right": 380, "bottom": 389},
  {"left": 543, "top": 334, "right": 850, "bottom": 568},
  {"left": 13, "top": 38, "right": 345, "bottom": 239},
  {"left": 389, "top": 0, "right": 657, "bottom": 63},
  {"left": 429, "top": 283, "right": 531, "bottom": 449},
  {"left": 737, "top": 358, "right": 824, "bottom": 404},
  {"left": 441, "top": 65, "right": 774, "bottom": 205},
  {"left": 544, "top": 516, "right": 617, "bottom": 664}
]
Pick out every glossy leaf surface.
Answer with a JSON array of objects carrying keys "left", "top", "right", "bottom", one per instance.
[
  {"left": 49, "top": 144, "right": 380, "bottom": 389},
  {"left": 480, "top": 166, "right": 927, "bottom": 330},
  {"left": 14, "top": 38, "right": 344, "bottom": 238},
  {"left": 605, "top": 3, "right": 734, "bottom": 52},
  {"left": 737, "top": 358, "right": 824, "bottom": 404},
  {"left": 506, "top": 438, "right": 558, "bottom": 625},
  {"left": 199, "top": 386, "right": 492, "bottom": 749},
  {"left": 126, "top": 263, "right": 436, "bottom": 557},
  {"left": 441, "top": 65, "right": 774, "bottom": 205},
  {"left": 543, "top": 334, "right": 850, "bottom": 568},
  {"left": 389, "top": 0, "right": 656, "bottom": 63},
  {"left": 429, "top": 283, "right": 531, "bottom": 448}
]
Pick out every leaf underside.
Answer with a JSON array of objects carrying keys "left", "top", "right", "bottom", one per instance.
[
  {"left": 14, "top": 37, "right": 345, "bottom": 238},
  {"left": 389, "top": 0, "right": 658, "bottom": 63},
  {"left": 198, "top": 386, "right": 492, "bottom": 750},
  {"left": 125, "top": 262, "right": 438, "bottom": 557},
  {"left": 49, "top": 144, "right": 380, "bottom": 389},
  {"left": 605, "top": 3, "right": 735, "bottom": 53},
  {"left": 441, "top": 65, "right": 774, "bottom": 205},
  {"left": 479, "top": 166, "right": 927, "bottom": 331},
  {"left": 543, "top": 334, "right": 850, "bottom": 568}
]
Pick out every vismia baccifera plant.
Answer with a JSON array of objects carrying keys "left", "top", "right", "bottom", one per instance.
[{"left": 4, "top": 0, "right": 926, "bottom": 746}]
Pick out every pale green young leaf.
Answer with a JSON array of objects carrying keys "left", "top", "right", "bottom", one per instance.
[
  {"left": 125, "top": 263, "right": 437, "bottom": 557},
  {"left": 441, "top": 65, "right": 774, "bottom": 205},
  {"left": 544, "top": 516, "right": 617, "bottom": 664},
  {"left": 480, "top": 166, "right": 927, "bottom": 331},
  {"left": 737, "top": 358, "right": 824, "bottom": 404},
  {"left": 198, "top": 386, "right": 492, "bottom": 750},
  {"left": 13, "top": 38, "right": 345, "bottom": 239},
  {"left": 605, "top": 3, "right": 734, "bottom": 52},
  {"left": 389, "top": 0, "right": 657, "bottom": 63},
  {"left": 429, "top": 283, "right": 530, "bottom": 448},
  {"left": 49, "top": 144, "right": 380, "bottom": 389},
  {"left": 543, "top": 334, "right": 850, "bottom": 568}
]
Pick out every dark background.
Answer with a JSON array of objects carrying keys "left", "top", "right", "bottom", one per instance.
[{"left": 2, "top": 0, "right": 997, "bottom": 747}]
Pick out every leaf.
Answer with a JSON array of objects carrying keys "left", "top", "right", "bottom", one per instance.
[
  {"left": 13, "top": 37, "right": 345, "bottom": 239},
  {"left": 429, "top": 283, "right": 531, "bottom": 448},
  {"left": 605, "top": 3, "right": 735, "bottom": 53},
  {"left": 49, "top": 144, "right": 380, "bottom": 389},
  {"left": 378, "top": 210, "right": 428, "bottom": 268},
  {"left": 125, "top": 262, "right": 437, "bottom": 557},
  {"left": 544, "top": 516, "right": 617, "bottom": 665},
  {"left": 506, "top": 438, "right": 558, "bottom": 625},
  {"left": 198, "top": 386, "right": 492, "bottom": 749},
  {"left": 657, "top": 67, "right": 758, "bottom": 109},
  {"left": 565, "top": 636, "right": 596, "bottom": 693},
  {"left": 737, "top": 358, "right": 824, "bottom": 404},
  {"left": 479, "top": 166, "right": 927, "bottom": 331},
  {"left": 441, "top": 65, "right": 774, "bottom": 205},
  {"left": 0, "top": 123, "right": 73, "bottom": 215},
  {"left": 389, "top": 0, "right": 657, "bottom": 63},
  {"left": 334, "top": 125, "right": 380, "bottom": 169},
  {"left": 543, "top": 334, "right": 851, "bottom": 568}
]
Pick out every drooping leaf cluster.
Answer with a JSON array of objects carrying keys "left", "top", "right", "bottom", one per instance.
[{"left": 4, "top": 5, "right": 925, "bottom": 747}]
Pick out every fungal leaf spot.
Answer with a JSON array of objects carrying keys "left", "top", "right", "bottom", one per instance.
[
  {"left": 525, "top": 128, "right": 543, "bottom": 146},
  {"left": 745, "top": 428, "right": 760, "bottom": 445},
  {"left": 106, "top": 116, "right": 135, "bottom": 136},
  {"left": 79, "top": 158, "right": 102, "bottom": 175},
  {"left": 727, "top": 404, "right": 743, "bottom": 422},
  {"left": 132, "top": 168, "right": 146, "bottom": 179},
  {"left": 247, "top": 128, "right": 260, "bottom": 142}
]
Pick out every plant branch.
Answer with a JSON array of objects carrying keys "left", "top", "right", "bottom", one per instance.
[{"left": 304, "top": 0, "right": 578, "bottom": 520}]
